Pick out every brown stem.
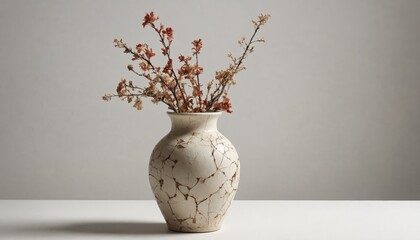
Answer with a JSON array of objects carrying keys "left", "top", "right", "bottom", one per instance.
[
  {"left": 109, "top": 93, "right": 175, "bottom": 111},
  {"left": 129, "top": 69, "right": 152, "bottom": 80},
  {"left": 195, "top": 53, "right": 203, "bottom": 109},
  {"left": 123, "top": 44, "right": 180, "bottom": 112},
  {"left": 235, "top": 26, "right": 260, "bottom": 72},
  {"left": 207, "top": 25, "right": 261, "bottom": 110},
  {"left": 152, "top": 25, "right": 189, "bottom": 110}
]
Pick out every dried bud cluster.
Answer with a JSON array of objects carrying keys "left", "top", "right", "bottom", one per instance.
[{"left": 104, "top": 12, "right": 270, "bottom": 113}]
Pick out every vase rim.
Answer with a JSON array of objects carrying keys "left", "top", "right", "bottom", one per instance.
[{"left": 166, "top": 111, "right": 222, "bottom": 116}]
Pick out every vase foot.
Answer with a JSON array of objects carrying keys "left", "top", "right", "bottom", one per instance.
[{"left": 167, "top": 224, "right": 221, "bottom": 233}]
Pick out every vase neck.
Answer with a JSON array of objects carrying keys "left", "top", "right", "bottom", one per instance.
[{"left": 168, "top": 113, "right": 221, "bottom": 133}]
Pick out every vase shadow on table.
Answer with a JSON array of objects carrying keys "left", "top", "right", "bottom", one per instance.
[{"left": 40, "top": 221, "right": 175, "bottom": 235}]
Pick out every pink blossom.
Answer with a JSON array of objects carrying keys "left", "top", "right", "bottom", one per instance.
[
  {"left": 142, "top": 12, "right": 159, "bottom": 28},
  {"left": 192, "top": 39, "right": 203, "bottom": 55}
]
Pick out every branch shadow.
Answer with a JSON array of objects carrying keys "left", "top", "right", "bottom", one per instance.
[{"left": 34, "top": 221, "right": 176, "bottom": 235}]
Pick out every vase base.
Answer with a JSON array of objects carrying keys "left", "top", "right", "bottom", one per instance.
[{"left": 167, "top": 224, "right": 221, "bottom": 233}]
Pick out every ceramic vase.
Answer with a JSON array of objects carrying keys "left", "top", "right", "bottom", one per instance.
[{"left": 149, "top": 112, "right": 240, "bottom": 232}]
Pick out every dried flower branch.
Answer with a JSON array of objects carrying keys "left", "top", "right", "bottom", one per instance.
[{"left": 103, "top": 12, "right": 270, "bottom": 113}]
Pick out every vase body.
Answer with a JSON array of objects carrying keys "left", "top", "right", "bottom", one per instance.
[{"left": 149, "top": 112, "right": 240, "bottom": 232}]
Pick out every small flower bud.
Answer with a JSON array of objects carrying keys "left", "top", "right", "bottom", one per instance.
[
  {"left": 133, "top": 99, "right": 143, "bottom": 110},
  {"left": 114, "top": 38, "right": 125, "bottom": 48},
  {"left": 102, "top": 94, "right": 111, "bottom": 101}
]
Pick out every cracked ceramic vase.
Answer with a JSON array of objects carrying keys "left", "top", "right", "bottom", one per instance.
[{"left": 149, "top": 112, "right": 240, "bottom": 232}]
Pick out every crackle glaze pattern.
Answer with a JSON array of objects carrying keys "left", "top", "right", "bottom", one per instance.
[{"left": 149, "top": 112, "right": 240, "bottom": 232}]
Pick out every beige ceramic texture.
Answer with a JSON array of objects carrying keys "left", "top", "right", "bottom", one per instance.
[{"left": 149, "top": 112, "right": 240, "bottom": 232}]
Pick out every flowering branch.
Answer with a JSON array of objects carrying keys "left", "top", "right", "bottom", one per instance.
[
  {"left": 148, "top": 22, "right": 189, "bottom": 110},
  {"left": 206, "top": 14, "right": 270, "bottom": 112},
  {"left": 103, "top": 12, "right": 270, "bottom": 113}
]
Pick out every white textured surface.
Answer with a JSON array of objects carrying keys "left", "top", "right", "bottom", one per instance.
[{"left": 1, "top": 200, "right": 420, "bottom": 239}]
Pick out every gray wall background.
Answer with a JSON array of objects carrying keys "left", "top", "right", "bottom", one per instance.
[{"left": 1, "top": 0, "right": 419, "bottom": 200}]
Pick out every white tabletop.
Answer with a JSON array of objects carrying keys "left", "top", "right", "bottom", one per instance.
[{"left": 0, "top": 200, "right": 419, "bottom": 239}]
